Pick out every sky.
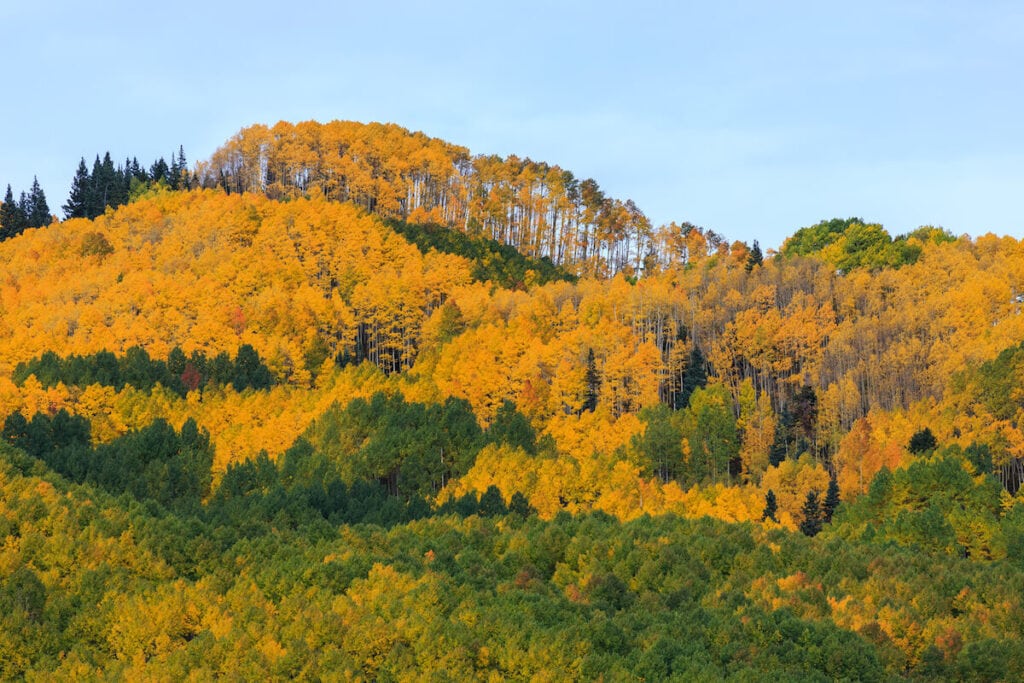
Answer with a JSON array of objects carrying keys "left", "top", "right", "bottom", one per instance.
[{"left": 1, "top": 0, "right": 1022, "bottom": 250}]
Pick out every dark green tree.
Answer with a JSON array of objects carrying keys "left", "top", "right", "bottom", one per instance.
[
  {"left": 488, "top": 400, "right": 537, "bottom": 454},
  {"left": 799, "top": 490, "right": 823, "bottom": 537},
  {"left": 761, "top": 489, "right": 778, "bottom": 522},
  {"left": 233, "top": 344, "right": 273, "bottom": 391},
  {"left": 2, "top": 411, "right": 29, "bottom": 450},
  {"left": 823, "top": 475, "right": 841, "bottom": 523},
  {"left": 150, "top": 157, "right": 170, "bottom": 184},
  {"left": 63, "top": 158, "right": 92, "bottom": 219},
  {"left": 908, "top": 427, "right": 938, "bottom": 454},
  {"left": 745, "top": 240, "right": 763, "bottom": 272},
  {"left": 1, "top": 184, "right": 28, "bottom": 239},
  {"left": 24, "top": 177, "right": 51, "bottom": 228},
  {"left": 509, "top": 491, "right": 533, "bottom": 517},
  {"left": 676, "top": 346, "right": 707, "bottom": 410},
  {"left": 478, "top": 485, "right": 507, "bottom": 517}
]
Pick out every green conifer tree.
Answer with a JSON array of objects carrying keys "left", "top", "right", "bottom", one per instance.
[
  {"left": 63, "top": 158, "right": 92, "bottom": 219},
  {"left": 0, "top": 184, "right": 28, "bottom": 239},
  {"left": 823, "top": 475, "right": 841, "bottom": 523},
  {"left": 799, "top": 490, "right": 823, "bottom": 537},
  {"left": 761, "top": 489, "right": 779, "bottom": 522},
  {"left": 25, "top": 177, "right": 51, "bottom": 228}
]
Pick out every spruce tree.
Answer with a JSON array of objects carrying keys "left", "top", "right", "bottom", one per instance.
[
  {"left": 908, "top": 427, "right": 938, "bottom": 454},
  {"left": 24, "top": 177, "right": 51, "bottom": 228},
  {"left": 677, "top": 346, "right": 708, "bottom": 409},
  {"left": 823, "top": 475, "right": 841, "bottom": 523},
  {"left": 94, "top": 152, "right": 119, "bottom": 212},
  {"left": 799, "top": 490, "right": 823, "bottom": 537},
  {"left": 761, "top": 489, "right": 779, "bottom": 522},
  {"left": 745, "top": 239, "right": 763, "bottom": 272},
  {"left": 150, "top": 157, "right": 169, "bottom": 185},
  {"left": 179, "top": 146, "right": 191, "bottom": 189},
  {"left": 87, "top": 156, "right": 105, "bottom": 218},
  {"left": 0, "top": 184, "right": 28, "bottom": 239},
  {"left": 64, "top": 158, "right": 92, "bottom": 219}
]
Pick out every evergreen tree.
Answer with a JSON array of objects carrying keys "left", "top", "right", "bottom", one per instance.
[
  {"left": 24, "top": 177, "right": 51, "bottom": 228},
  {"left": 745, "top": 239, "right": 764, "bottom": 272},
  {"left": 676, "top": 346, "right": 708, "bottom": 410},
  {"left": 169, "top": 152, "right": 181, "bottom": 190},
  {"left": 63, "top": 158, "right": 92, "bottom": 219},
  {"left": 823, "top": 475, "right": 841, "bottom": 523},
  {"left": 509, "top": 491, "right": 533, "bottom": 517},
  {"left": 761, "top": 489, "right": 779, "bottom": 522},
  {"left": 478, "top": 485, "right": 507, "bottom": 517},
  {"left": 87, "top": 156, "right": 105, "bottom": 218},
  {"left": 92, "top": 152, "right": 123, "bottom": 212},
  {"left": 908, "top": 427, "right": 938, "bottom": 454},
  {"left": 0, "top": 184, "right": 28, "bottom": 239},
  {"left": 150, "top": 157, "right": 170, "bottom": 185},
  {"left": 799, "top": 490, "right": 823, "bottom": 537},
  {"left": 174, "top": 145, "right": 190, "bottom": 190}
]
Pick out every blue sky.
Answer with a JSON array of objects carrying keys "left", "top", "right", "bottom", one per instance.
[{"left": 1, "top": 1, "right": 1021, "bottom": 249}]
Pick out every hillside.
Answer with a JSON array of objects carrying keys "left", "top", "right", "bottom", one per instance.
[{"left": 3, "top": 121, "right": 1024, "bottom": 678}]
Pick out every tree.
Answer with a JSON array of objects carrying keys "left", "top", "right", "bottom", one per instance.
[
  {"left": 633, "top": 403, "right": 683, "bottom": 482},
  {"left": 745, "top": 240, "right": 763, "bottom": 272},
  {"left": 908, "top": 427, "right": 937, "bottom": 454},
  {"left": 2, "top": 411, "right": 29, "bottom": 450},
  {"left": 64, "top": 158, "right": 92, "bottom": 219},
  {"left": 478, "top": 485, "right": 507, "bottom": 516},
  {"left": 676, "top": 346, "right": 707, "bottom": 410},
  {"left": 0, "top": 184, "right": 28, "bottom": 239},
  {"left": 22, "top": 178, "right": 51, "bottom": 228},
  {"left": 761, "top": 489, "right": 779, "bottom": 522},
  {"left": 683, "top": 384, "right": 739, "bottom": 484},
  {"left": 488, "top": 400, "right": 537, "bottom": 455},
  {"left": 823, "top": 475, "right": 841, "bottom": 523},
  {"left": 799, "top": 490, "right": 823, "bottom": 537}
]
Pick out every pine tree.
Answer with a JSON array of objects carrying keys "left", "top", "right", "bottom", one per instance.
[
  {"left": 823, "top": 475, "right": 841, "bottom": 523},
  {"left": 150, "top": 157, "right": 169, "bottom": 185},
  {"left": 176, "top": 145, "right": 190, "bottom": 190},
  {"left": 799, "top": 490, "right": 823, "bottom": 537},
  {"left": 64, "top": 158, "right": 92, "bottom": 219},
  {"left": 25, "top": 177, "right": 51, "bottom": 228},
  {"left": 676, "top": 346, "right": 708, "bottom": 409},
  {"left": 169, "top": 152, "right": 181, "bottom": 190},
  {"left": 0, "top": 184, "right": 28, "bottom": 239},
  {"left": 908, "top": 427, "right": 938, "bottom": 454},
  {"left": 761, "top": 489, "right": 779, "bottom": 522},
  {"left": 86, "top": 156, "right": 105, "bottom": 218},
  {"left": 94, "top": 152, "right": 121, "bottom": 211},
  {"left": 745, "top": 239, "right": 764, "bottom": 272}
]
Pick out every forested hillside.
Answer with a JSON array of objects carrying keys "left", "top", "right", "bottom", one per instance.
[{"left": 3, "top": 120, "right": 1024, "bottom": 678}]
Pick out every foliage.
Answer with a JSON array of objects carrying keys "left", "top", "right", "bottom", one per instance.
[
  {"left": 13, "top": 345, "right": 274, "bottom": 397},
  {"left": 387, "top": 218, "right": 575, "bottom": 289},
  {"left": 4, "top": 120, "right": 1024, "bottom": 679},
  {"left": 4, "top": 438, "right": 1024, "bottom": 680}
]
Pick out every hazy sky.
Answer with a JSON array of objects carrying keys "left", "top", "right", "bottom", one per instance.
[{"left": 2, "top": 1, "right": 1021, "bottom": 249}]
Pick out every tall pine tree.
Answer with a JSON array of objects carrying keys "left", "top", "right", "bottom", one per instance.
[
  {"left": 799, "top": 490, "right": 823, "bottom": 537},
  {"left": 64, "top": 158, "right": 92, "bottom": 219},
  {"left": 0, "top": 184, "right": 28, "bottom": 239},
  {"left": 24, "top": 177, "right": 51, "bottom": 228}
]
